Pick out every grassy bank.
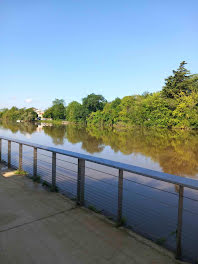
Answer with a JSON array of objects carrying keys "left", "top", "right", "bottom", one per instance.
[{"left": 36, "top": 120, "right": 70, "bottom": 125}]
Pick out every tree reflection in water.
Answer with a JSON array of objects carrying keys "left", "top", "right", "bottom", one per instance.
[{"left": 0, "top": 121, "right": 198, "bottom": 178}]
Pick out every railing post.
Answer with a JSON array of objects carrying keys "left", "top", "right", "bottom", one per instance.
[
  {"left": 8, "top": 140, "right": 11, "bottom": 168},
  {"left": 77, "top": 158, "right": 85, "bottom": 206},
  {"left": 19, "top": 143, "right": 23, "bottom": 170},
  {"left": 33, "top": 147, "right": 37, "bottom": 179},
  {"left": 52, "top": 152, "right": 56, "bottom": 191},
  {"left": 117, "top": 169, "right": 123, "bottom": 225},
  {"left": 176, "top": 185, "right": 184, "bottom": 259},
  {"left": 0, "top": 138, "right": 2, "bottom": 162}
]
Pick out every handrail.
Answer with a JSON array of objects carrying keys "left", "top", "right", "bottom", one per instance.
[
  {"left": 0, "top": 135, "right": 195, "bottom": 260},
  {"left": 1, "top": 135, "right": 198, "bottom": 190}
]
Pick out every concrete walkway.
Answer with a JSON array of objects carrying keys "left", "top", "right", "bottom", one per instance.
[{"left": 0, "top": 164, "right": 186, "bottom": 264}]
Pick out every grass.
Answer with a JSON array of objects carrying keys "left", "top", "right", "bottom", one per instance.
[
  {"left": 14, "top": 169, "right": 28, "bottom": 175},
  {"left": 170, "top": 230, "right": 177, "bottom": 237},
  {"left": 155, "top": 230, "right": 177, "bottom": 246},
  {"left": 42, "top": 180, "right": 59, "bottom": 192},
  {"left": 36, "top": 119, "right": 69, "bottom": 125},
  {"left": 32, "top": 176, "right": 41, "bottom": 183},
  {"left": 42, "top": 180, "right": 51, "bottom": 188},
  {"left": 116, "top": 217, "right": 127, "bottom": 227},
  {"left": 156, "top": 237, "right": 166, "bottom": 246},
  {"left": 88, "top": 205, "right": 102, "bottom": 214}
]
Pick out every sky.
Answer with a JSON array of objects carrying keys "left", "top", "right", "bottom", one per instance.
[{"left": 0, "top": 0, "right": 198, "bottom": 110}]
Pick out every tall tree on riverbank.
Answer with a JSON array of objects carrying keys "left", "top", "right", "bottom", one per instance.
[
  {"left": 44, "top": 98, "right": 66, "bottom": 120},
  {"left": 2, "top": 62, "right": 198, "bottom": 129},
  {"left": 82, "top": 93, "right": 107, "bottom": 116},
  {"left": 66, "top": 101, "right": 85, "bottom": 122},
  {"left": 162, "top": 61, "right": 191, "bottom": 98}
]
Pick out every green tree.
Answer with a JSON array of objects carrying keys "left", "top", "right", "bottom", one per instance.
[
  {"left": 162, "top": 61, "right": 191, "bottom": 98},
  {"left": 1, "top": 62, "right": 198, "bottom": 129},
  {"left": 0, "top": 108, "right": 8, "bottom": 118},
  {"left": 0, "top": 107, "right": 37, "bottom": 122},
  {"left": 66, "top": 101, "right": 84, "bottom": 122},
  {"left": 21, "top": 108, "right": 37, "bottom": 121},
  {"left": 43, "top": 107, "right": 53, "bottom": 118},
  {"left": 87, "top": 97, "right": 121, "bottom": 128},
  {"left": 44, "top": 99, "right": 66, "bottom": 120},
  {"left": 82, "top": 93, "right": 107, "bottom": 116},
  {"left": 52, "top": 99, "right": 65, "bottom": 106}
]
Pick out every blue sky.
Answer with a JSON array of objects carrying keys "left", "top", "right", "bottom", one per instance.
[{"left": 0, "top": 0, "right": 198, "bottom": 109}]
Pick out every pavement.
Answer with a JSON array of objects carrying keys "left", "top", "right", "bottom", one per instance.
[{"left": 0, "top": 163, "right": 187, "bottom": 264}]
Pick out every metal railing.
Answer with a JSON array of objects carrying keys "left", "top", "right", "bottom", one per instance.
[{"left": 0, "top": 136, "right": 198, "bottom": 261}]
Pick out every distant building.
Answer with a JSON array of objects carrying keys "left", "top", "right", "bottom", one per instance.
[{"left": 33, "top": 109, "right": 45, "bottom": 120}]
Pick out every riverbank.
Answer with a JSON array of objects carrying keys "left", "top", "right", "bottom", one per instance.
[
  {"left": 37, "top": 119, "right": 71, "bottom": 125},
  {"left": 39, "top": 119, "right": 198, "bottom": 131},
  {"left": 2, "top": 117, "right": 197, "bottom": 131}
]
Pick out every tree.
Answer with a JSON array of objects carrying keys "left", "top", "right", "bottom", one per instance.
[
  {"left": 43, "top": 99, "right": 66, "bottom": 120},
  {"left": 87, "top": 98, "right": 122, "bottom": 128},
  {"left": 66, "top": 101, "right": 84, "bottom": 122},
  {"left": 52, "top": 99, "right": 65, "bottom": 106},
  {"left": 52, "top": 104, "right": 65, "bottom": 120},
  {"left": 162, "top": 61, "right": 191, "bottom": 99},
  {"left": 43, "top": 107, "right": 53, "bottom": 118},
  {"left": 0, "top": 107, "right": 37, "bottom": 122},
  {"left": 21, "top": 108, "right": 37, "bottom": 121},
  {"left": 82, "top": 93, "right": 107, "bottom": 116},
  {"left": 111, "top": 97, "right": 121, "bottom": 109}
]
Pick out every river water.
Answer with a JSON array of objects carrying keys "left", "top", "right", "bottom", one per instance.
[{"left": 0, "top": 121, "right": 198, "bottom": 262}]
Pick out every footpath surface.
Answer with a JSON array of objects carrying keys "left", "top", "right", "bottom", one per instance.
[{"left": 0, "top": 164, "right": 187, "bottom": 264}]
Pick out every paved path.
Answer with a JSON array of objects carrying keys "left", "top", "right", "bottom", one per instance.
[{"left": 0, "top": 164, "right": 186, "bottom": 264}]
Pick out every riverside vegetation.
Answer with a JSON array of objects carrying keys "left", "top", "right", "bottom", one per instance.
[{"left": 1, "top": 61, "right": 198, "bottom": 129}]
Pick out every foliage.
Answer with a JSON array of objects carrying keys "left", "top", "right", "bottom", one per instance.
[
  {"left": 82, "top": 93, "right": 107, "bottom": 115},
  {"left": 116, "top": 217, "right": 127, "bottom": 227},
  {"left": 87, "top": 62, "right": 198, "bottom": 129},
  {"left": 33, "top": 176, "right": 41, "bottom": 183},
  {"left": 66, "top": 101, "right": 85, "bottom": 122},
  {"left": 64, "top": 93, "right": 107, "bottom": 123},
  {"left": 14, "top": 169, "right": 28, "bottom": 175},
  {"left": 88, "top": 205, "right": 102, "bottom": 213},
  {"left": 87, "top": 97, "right": 121, "bottom": 127},
  {"left": 0, "top": 107, "right": 37, "bottom": 122},
  {"left": 2, "top": 62, "right": 198, "bottom": 129},
  {"left": 42, "top": 180, "right": 59, "bottom": 192},
  {"left": 162, "top": 61, "right": 190, "bottom": 98},
  {"left": 43, "top": 98, "right": 65, "bottom": 120}
]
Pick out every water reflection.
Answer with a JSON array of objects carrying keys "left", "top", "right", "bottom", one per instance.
[
  {"left": 86, "top": 127, "right": 198, "bottom": 177},
  {"left": 43, "top": 125, "right": 66, "bottom": 145},
  {"left": 0, "top": 119, "right": 37, "bottom": 134},
  {"left": 0, "top": 121, "right": 198, "bottom": 178}
]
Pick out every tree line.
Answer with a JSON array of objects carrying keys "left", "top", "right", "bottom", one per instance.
[
  {"left": 1, "top": 61, "right": 198, "bottom": 129},
  {"left": 0, "top": 107, "right": 37, "bottom": 122}
]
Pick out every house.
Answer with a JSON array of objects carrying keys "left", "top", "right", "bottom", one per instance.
[{"left": 33, "top": 109, "right": 45, "bottom": 120}]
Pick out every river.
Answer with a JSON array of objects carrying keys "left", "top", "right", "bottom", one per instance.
[
  {"left": 0, "top": 121, "right": 198, "bottom": 262},
  {"left": 0, "top": 121, "right": 198, "bottom": 178}
]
